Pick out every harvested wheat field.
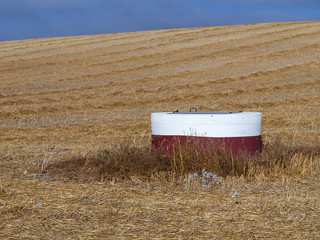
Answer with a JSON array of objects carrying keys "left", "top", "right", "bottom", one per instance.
[{"left": 1, "top": 21, "right": 320, "bottom": 239}]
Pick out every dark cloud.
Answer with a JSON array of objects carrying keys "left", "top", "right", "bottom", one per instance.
[{"left": 0, "top": 0, "right": 319, "bottom": 41}]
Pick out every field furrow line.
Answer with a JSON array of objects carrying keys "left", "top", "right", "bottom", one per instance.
[
  {"left": 1, "top": 23, "right": 319, "bottom": 81},
  {"left": 0, "top": 22, "right": 289, "bottom": 55},
  {"left": 1, "top": 61, "right": 318, "bottom": 114},
  {"left": 2, "top": 88, "right": 318, "bottom": 123},
  {"left": 0, "top": 27, "right": 226, "bottom": 57},
  {"left": 26, "top": 42, "right": 320, "bottom": 87},
  {"left": 1, "top": 22, "right": 317, "bottom": 62},
  {"left": 1, "top": 44, "right": 319, "bottom": 96},
  {"left": 5, "top": 25, "right": 315, "bottom": 78},
  {"left": 0, "top": 21, "right": 315, "bottom": 58},
  {"left": 0, "top": 25, "right": 232, "bottom": 51}
]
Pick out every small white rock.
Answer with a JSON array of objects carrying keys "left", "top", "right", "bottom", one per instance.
[
  {"left": 232, "top": 192, "right": 240, "bottom": 198},
  {"left": 204, "top": 212, "right": 211, "bottom": 217}
]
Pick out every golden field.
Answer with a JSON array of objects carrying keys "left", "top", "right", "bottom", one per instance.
[{"left": 0, "top": 22, "right": 320, "bottom": 239}]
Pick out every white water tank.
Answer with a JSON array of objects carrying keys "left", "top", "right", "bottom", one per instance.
[{"left": 151, "top": 111, "right": 262, "bottom": 156}]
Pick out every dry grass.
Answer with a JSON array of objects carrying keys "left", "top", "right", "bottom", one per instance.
[
  {"left": 45, "top": 135, "right": 319, "bottom": 182},
  {"left": 1, "top": 21, "right": 320, "bottom": 238},
  {"left": 1, "top": 137, "right": 319, "bottom": 239}
]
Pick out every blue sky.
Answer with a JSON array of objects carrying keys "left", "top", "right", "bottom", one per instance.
[{"left": 0, "top": 0, "right": 319, "bottom": 41}]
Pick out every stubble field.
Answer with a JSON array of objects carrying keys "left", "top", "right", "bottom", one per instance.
[{"left": 0, "top": 22, "right": 320, "bottom": 239}]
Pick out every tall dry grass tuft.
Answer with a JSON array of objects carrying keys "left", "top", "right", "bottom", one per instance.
[
  {"left": 47, "top": 135, "right": 319, "bottom": 182},
  {"left": 48, "top": 140, "right": 170, "bottom": 181},
  {"left": 94, "top": 140, "right": 171, "bottom": 180},
  {"left": 160, "top": 136, "right": 319, "bottom": 180},
  {"left": 250, "top": 137, "right": 320, "bottom": 179}
]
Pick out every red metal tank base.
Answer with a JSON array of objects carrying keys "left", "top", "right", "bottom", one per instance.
[{"left": 152, "top": 135, "right": 261, "bottom": 157}]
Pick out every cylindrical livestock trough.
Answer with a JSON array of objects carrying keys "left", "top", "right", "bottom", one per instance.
[{"left": 151, "top": 111, "right": 262, "bottom": 156}]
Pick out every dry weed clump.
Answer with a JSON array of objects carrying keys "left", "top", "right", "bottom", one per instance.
[
  {"left": 48, "top": 140, "right": 171, "bottom": 181},
  {"left": 47, "top": 135, "right": 320, "bottom": 183}
]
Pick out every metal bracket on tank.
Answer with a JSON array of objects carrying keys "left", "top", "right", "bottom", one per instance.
[
  {"left": 189, "top": 107, "right": 197, "bottom": 112},
  {"left": 228, "top": 111, "right": 243, "bottom": 114}
]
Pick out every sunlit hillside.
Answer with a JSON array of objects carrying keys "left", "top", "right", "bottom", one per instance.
[{"left": 0, "top": 22, "right": 319, "bottom": 239}]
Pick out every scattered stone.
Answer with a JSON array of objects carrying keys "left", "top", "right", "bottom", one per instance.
[
  {"left": 37, "top": 202, "right": 43, "bottom": 208},
  {"left": 203, "top": 212, "right": 211, "bottom": 217},
  {"left": 201, "top": 168, "right": 221, "bottom": 187},
  {"left": 61, "top": 148, "right": 71, "bottom": 152},
  {"left": 77, "top": 173, "right": 85, "bottom": 181},
  {"left": 183, "top": 168, "right": 221, "bottom": 187},
  {"left": 232, "top": 192, "right": 240, "bottom": 198},
  {"left": 34, "top": 173, "right": 55, "bottom": 180},
  {"left": 188, "top": 172, "right": 198, "bottom": 182},
  {"left": 81, "top": 196, "right": 96, "bottom": 201}
]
